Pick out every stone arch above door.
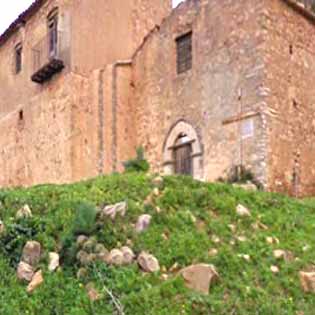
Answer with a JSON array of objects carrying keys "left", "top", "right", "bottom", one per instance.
[{"left": 163, "top": 120, "right": 203, "bottom": 180}]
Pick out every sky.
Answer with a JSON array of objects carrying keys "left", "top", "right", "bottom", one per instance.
[{"left": 0, "top": 0, "right": 184, "bottom": 35}]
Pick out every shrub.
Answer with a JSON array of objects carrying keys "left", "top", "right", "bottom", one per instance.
[
  {"left": 72, "top": 201, "right": 97, "bottom": 236},
  {"left": 60, "top": 201, "right": 97, "bottom": 267},
  {"left": 123, "top": 147, "right": 150, "bottom": 173}
]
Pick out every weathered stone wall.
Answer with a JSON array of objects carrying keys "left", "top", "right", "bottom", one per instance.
[
  {"left": 0, "top": 0, "right": 170, "bottom": 187},
  {"left": 132, "top": 0, "right": 268, "bottom": 184},
  {"left": 263, "top": 0, "right": 315, "bottom": 196}
]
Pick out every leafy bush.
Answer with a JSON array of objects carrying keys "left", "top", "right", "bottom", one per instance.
[
  {"left": 123, "top": 147, "right": 150, "bottom": 173},
  {"left": 0, "top": 218, "right": 45, "bottom": 268},
  {"left": 72, "top": 201, "right": 97, "bottom": 236},
  {"left": 60, "top": 201, "right": 97, "bottom": 267}
]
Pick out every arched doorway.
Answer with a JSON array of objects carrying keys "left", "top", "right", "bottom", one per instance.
[{"left": 163, "top": 121, "right": 203, "bottom": 179}]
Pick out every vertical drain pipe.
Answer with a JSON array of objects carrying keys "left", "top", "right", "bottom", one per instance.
[
  {"left": 98, "top": 69, "right": 105, "bottom": 175},
  {"left": 111, "top": 60, "right": 132, "bottom": 173}
]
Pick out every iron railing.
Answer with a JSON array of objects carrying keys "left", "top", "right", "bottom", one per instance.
[{"left": 32, "top": 31, "right": 63, "bottom": 73}]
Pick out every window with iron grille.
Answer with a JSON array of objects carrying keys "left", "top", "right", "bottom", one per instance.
[
  {"left": 15, "top": 44, "right": 22, "bottom": 74},
  {"left": 176, "top": 32, "right": 192, "bottom": 74},
  {"left": 48, "top": 12, "right": 58, "bottom": 58}
]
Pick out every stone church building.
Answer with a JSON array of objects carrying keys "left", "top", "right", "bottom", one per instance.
[{"left": 1, "top": 0, "right": 315, "bottom": 196}]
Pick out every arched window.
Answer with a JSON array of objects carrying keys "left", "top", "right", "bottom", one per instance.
[
  {"left": 173, "top": 134, "right": 192, "bottom": 175},
  {"left": 163, "top": 121, "right": 203, "bottom": 180}
]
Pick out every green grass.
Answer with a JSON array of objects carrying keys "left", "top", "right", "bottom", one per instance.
[{"left": 0, "top": 173, "right": 314, "bottom": 314}]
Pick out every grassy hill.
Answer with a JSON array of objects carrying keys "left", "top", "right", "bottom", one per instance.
[{"left": 0, "top": 173, "right": 314, "bottom": 315}]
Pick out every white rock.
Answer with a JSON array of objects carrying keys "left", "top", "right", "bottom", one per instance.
[
  {"left": 16, "top": 205, "right": 32, "bottom": 219},
  {"left": 266, "top": 236, "right": 280, "bottom": 245},
  {"left": 17, "top": 262, "right": 34, "bottom": 282},
  {"left": 208, "top": 248, "right": 218, "bottom": 257},
  {"left": 300, "top": 271, "right": 315, "bottom": 293},
  {"left": 48, "top": 252, "right": 59, "bottom": 272},
  {"left": 121, "top": 246, "right": 135, "bottom": 265},
  {"left": 108, "top": 249, "right": 124, "bottom": 266},
  {"left": 101, "top": 202, "right": 127, "bottom": 220},
  {"left": 236, "top": 204, "right": 251, "bottom": 217},
  {"left": 236, "top": 236, "right": 247, "bottom": 242},
  {"left": 180, "top": 264, "right": 219, "bottom": 294},
  {"left": 135, "top": 214, "right": 152, "bottom": 233},
  {"left": 270, "top": 265, "right": 280, "bottom": 274},
  {"left": 21, "top": 241, "right": 41, "bottom": 267},
  {"left": 138, "top": 252, "right": 160, "bottom": 273},
  {"left": 27, "top": 270, "right": 44, "bottom": 293}
]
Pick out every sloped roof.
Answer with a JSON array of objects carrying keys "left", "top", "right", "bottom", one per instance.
[
  {"left": 0, "top": 0, "right": 314, "bottom": 47},
  {"left": 0, "top": 0, "right": 45, "bottom": 46}
]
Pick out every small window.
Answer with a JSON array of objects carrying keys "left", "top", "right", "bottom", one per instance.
[
  {"left": 19, "top": 110, "right": 24, "bottom": 121},
  {"left": 241, "top": 119, "right": 254, "bottom": 139},
  {"left": 15, "top": 44, "right": 23, "bottom": 74},
  {"left": 176, "top": 32, "right": 192, "bottom": 74},
  {"left": 48, "top": 10, "right": 58, "bottom": 57}
]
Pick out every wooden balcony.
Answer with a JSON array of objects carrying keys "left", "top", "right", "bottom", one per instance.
[{"left": 31, "top": 32, "right": 65, "bottom": 84}]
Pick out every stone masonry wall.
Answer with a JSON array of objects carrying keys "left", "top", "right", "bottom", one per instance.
[
  {"left": 263, "top": 0, "right": 315, "bottom": 196},
  {"left": 0, "top": 0, "right": 170, "bottom": 187},
  {"left": 132, "top": 0, "right": 269, "bottom": 185}
]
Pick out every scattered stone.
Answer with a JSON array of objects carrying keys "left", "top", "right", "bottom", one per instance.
[
  {"left": 251, "top": 221, "right": 268, "bottom": 231},
  {"left": 228, "top": 224, "right": 236, "bottom": 233},
  {"left": 101, "top": 202, "right": 127, "bottom": 220},
  {"left": 86, "top": 283, "right": 101, "bottom": 302},
  {"left": 153, "top": 188, "right": 160, "bottom": 197},
  {"left": 94, "top": 243, "right": 107, "bottom": 254},
  {"left": 108, "top": 249, "right": 124, "bottom": 266},
  {"left": 155, "top": 206, "right": 162, "bottom": 213},
  {"left": 16, "top": 204, "right": 32, "bottom": 219},
  {"left": 303, "top": 245, "right": 311, "bottom": 252},
  {"left": 96, "top": 249, "right": 110, "bottom": 263},
  {"left": 266, "top": 236, "right": 280, "bottom": 245},
  {"left": 169, "top": 262, "right": 180, "bottom": 273},
  {"left": 135, "top": 214, "right": 152, "bottom": 233},
  {"left": 273, "top": 249, "right": 294, "bottom": 262},
  {"left": 211, "top": 235, "right": 221, "bottom": 244},
  {"left": 77, "top": 250, "right": 90, "bottom": 266},
  {"left": 233, "top": 182, "right": 257, "bottom": 192},
  {"left": 161, "top": 274, "right": 169, "bottom": 281},
  {"left": 0, "top": 220, "right": 5, "bottom": 234},
  {"left": 17, "top": 262, "right": 34, "bottom": 282},
  {"left": 121, "top": 246, "right": 135, "bottom": 265},
  {"left": 138, "top": 252, "right": 160, "bottom": 273},
  {"left": 82, "top": 238, "right": 97, "bottom": 253},
  {"left": 270, "top": 265, "right": 280, "bottom": 274},
  {"left": 208, "top": 248, "right": 218, "bottom": 257},
  {"left": 27, "top": 270, "right": 44, "bottom": 293},
  {"left": 77, "top": 268, "right": 88, "bottom": 280},
  {"left": 299, "top": 271, "right": 315, "bottom": 293},
  {"left": 180, "top": 264, "right": 219, "bottom": 294},
  {"left": 152, "top": 176, "right": 164, "bottom": 189},
  {"left": 21, "top": 241, "right": 41, "bottom": 267},
  {"left": 236, "top": 204, "right": 251, "bottom": 217},
  {"left": 48, "top": 252, "right": 59, "bottom": 272},
  {"left": 236, "top": 236, "right": 247, "bottom": 242},
  {"left": 76, "top": 235, "right": 89, "bottom": 247},
  {"left": 238, "top": 254, "right": 251, "bottom": 262}
]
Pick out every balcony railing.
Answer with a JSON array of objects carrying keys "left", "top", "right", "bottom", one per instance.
[{"left": 31, "top": 31, "right": 65, "bottom": 84}]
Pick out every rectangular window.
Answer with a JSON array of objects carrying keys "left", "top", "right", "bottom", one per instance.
[
  {"left": 48, "top": 14, "right": 58, "bottom": 57},
  {"left": 176, "top": 32, "right": 192, "bottom": 74},
  {"left": 15, "top": 44, "right": 22, "bottom": 74},
  {"left": 241, "top": 119, "right": 254, "bottom": 139}
]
